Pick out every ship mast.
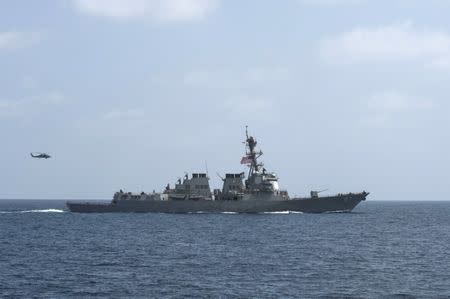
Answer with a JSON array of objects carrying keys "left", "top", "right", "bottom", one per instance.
[{"left": 245, "top": 126, "right": 263, "bottom": 177}]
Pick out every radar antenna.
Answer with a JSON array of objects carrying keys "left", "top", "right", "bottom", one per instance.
[{"left": 243, "top": 126, "right": 263, "bottom": 176}]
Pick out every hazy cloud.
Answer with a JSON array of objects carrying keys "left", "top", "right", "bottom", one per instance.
[
  {"left": 183, "top": 67, "right": 291, "bottom": 89},
  {"left": 103, "top": 109, "right": 145, "bottom": 120},
  {"left": 301, "top": 0, "right": 365, "bottom": 5},
  {"left": 320, "top": 22, "right": 450, "bottom": 69},
  {"left": 0, "top": 31, "right": 42, "bottom": 50},
  {"left": 73, "top": 0, "right": 219, "bottom": 22},
  {"left": 76, "top": 108, "right": 152, "bottom": 139},
  {"left": 243, "top": 67, "right": 291, "bottom": 83},
  {"left": 0, "top": 91, "right": 66, "bottom": 119},
  {"left": 361, "top": 91, "right": 434, "bottom": 127},
  {"left": 223, "top": 95, "right": 277, "bottom": 122}
]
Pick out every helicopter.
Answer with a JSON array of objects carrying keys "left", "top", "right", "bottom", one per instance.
[{"left": 30, "top": 152, "right": 51, "bottom": 159}]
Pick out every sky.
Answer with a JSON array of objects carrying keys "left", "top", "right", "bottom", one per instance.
[{"left": 1, "top": 0, "right": 449, "bottom": 200}]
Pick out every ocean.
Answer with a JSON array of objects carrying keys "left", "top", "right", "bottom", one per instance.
[{"left": 1, "top": 200, "right": 450, "bottom": 298}]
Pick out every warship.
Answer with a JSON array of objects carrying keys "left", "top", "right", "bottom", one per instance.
[{"left": 67, "top": 128, "right": 368, "bottom": 213}]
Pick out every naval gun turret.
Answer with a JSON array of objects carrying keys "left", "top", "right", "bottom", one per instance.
[{"left": 310, "top": 189, "right": 328, "bottom": 198}]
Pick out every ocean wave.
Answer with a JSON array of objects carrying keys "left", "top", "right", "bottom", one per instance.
[
  {"left": 0, "top": 209, "right": 65, "bottom": 214},
  {"left": 262, "top": 211, "right": 304, "bottom": 214},
  {"left": 187, "top": 211, "right": 238, "bottom": 214}
]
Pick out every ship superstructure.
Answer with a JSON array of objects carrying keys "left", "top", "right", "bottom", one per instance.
[
  {"left": 240, "top": 128, "right": 287, "bottom": 198},
  {"left": 164, "top": 173, "right": 212, "bottom": 200}
]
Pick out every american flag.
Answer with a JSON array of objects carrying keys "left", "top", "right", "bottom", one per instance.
[{"left": 240, "top": 155, "right": 252, "bottom": 164}]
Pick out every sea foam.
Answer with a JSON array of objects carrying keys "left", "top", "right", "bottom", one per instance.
[{"left": 0, "top": 209, "right": 65, "bottom": 214}]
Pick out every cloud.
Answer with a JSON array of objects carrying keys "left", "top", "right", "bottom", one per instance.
[
  {"left": 223, "top": 95, "right": 278, "bottom": 122},
  {"left": 183, "top": 67, "right": 291, "bottom": 89},
  {"left": 76, "top": 108, "right": 151, "bottom": 138},
  {"left": 0, "top": 31, "right": 42, "bottom": 50},
  {"left": 361, "top": 91, "right": 434, "bottom": 127},
  {"left": 301, "top": 0, "right": 365, "bottom": 5},
  {"left": 319, "top": 22, "right": 450, "bottom": 69},
  {"left": 103, "top": 109, "right": 145, "bottom": 120},
  {"left": 73, "top": 0, "right": 218, "bottom": 22},
  {"left": 0, "top": 91, "right": 66, "bottom": 119},
  {"left": 243, "top": 67, "right": 291, "bottom": 83}
]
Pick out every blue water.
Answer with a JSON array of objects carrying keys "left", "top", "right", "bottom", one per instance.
[{"left": 1, "top": 200, "right": 450, "bottom": 298}]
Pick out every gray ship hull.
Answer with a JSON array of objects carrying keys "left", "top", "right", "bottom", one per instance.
[{"left": 66, "top": 193, "right": 367, "bottom": 213}]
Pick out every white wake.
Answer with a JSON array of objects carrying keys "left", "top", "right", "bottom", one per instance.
[
  {"left": 0, "top": 209, "right": 65, "bottom": 214},
  {"left": 22, "top": 209, "right": 65, "bottom": 213}
]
